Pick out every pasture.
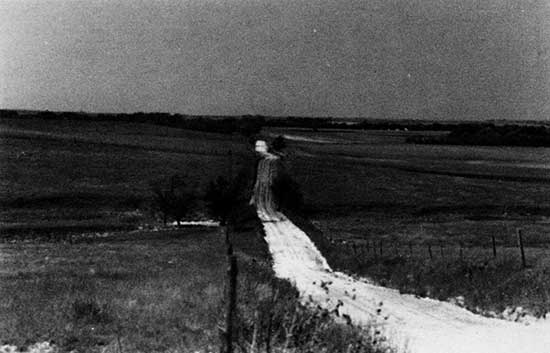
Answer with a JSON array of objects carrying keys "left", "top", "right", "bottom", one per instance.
[
  {"left": 0, "top": 225, "right": 388, "bottom": 353},
  {"left": 0, "top": 228, "right": 229, "bottom": 352},
  {"left": 272, "top": 128, "right": 550, "bottom": 318},
  {"left": 0, "top": 116, "right": 255, "bottom": 237}
]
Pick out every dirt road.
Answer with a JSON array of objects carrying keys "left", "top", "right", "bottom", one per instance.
[{"left": 252, "top": 141, "right": 550, "bottom": 353}]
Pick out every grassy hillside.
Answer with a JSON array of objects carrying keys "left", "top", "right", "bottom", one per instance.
[
  {"left": 1, "top": 223, "right": 389, "bottom": 353},
  {"left": 0, "top": 117, "right": 255, "bottom": 236}
]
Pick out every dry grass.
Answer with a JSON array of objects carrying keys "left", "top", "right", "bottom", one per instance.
[
  {"left": 0, "top": 229, "right": 226, "bottom": 351},
  {"left": 319, "top": 238, "right": 550, "bottom": 317},
  {"left": 0, "top": 225, "right": 392, "bottom": 353}
]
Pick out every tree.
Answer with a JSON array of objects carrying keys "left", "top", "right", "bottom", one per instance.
[
  {"left": 151, "top": 175, "right": 196, "bottom": 226},
  {"left": 271, "top": 171, "right": 303, "bottom": 212},
  {"left": 238, "top": 117, "right": 263, "bottom": 138},
  {"left": 204, "top": 170, "right": 250, "bottom": 227},
  {"left": 204, "top": 171, "right": 253, "bottom": 353},
  {"left": 271, "top": 135, "right": 286, "bottom": 151}
]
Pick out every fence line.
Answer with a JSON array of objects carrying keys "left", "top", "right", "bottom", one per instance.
[{"left": 330, "top": 228, "right": 543, "bottom": 269}]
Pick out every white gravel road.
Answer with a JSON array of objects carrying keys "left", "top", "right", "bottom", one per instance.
[{"left": 252, "top": 141, "right": 550, "bottom": 353}]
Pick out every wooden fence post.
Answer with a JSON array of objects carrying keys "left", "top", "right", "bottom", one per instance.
[
  {"left": 492, "top": 235, "right": 497, "bottom": 258},
  {"left": 222, "top": 226, "right": 238, "bottom": 353},
  {"left": 224, "top": 254, "right": 238, "bottom": 353},
  {"left": 250, "top": 309, "right": 260, "bottom": 353},
  {"left": 517, "top": 229, "right": 526, "bottom": 269},
  {"left": 428, "top": 244, "right": 433, "bottom": 260},
  {"left": 379, "top": 240, "right": 383, "bottom": 257}
]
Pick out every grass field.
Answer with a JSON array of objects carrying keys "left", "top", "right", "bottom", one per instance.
[
  {"left": 272, "top": 128, "right": 550, "bottom": 318},
  {"left": 0, "top": 224, "right": 391, "bottom": 353},
  {"left": 0, "top": 117, "right": 255, "bottom": 236},
  {"left": 0, "top": 228, "right": 228, "bottom": 352}
]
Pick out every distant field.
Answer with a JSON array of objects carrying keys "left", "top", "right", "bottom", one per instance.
[
  {"left": 272, "top": 127, "right": 550, "bottom": 316},
  {"left": 272, "top": 128, "right": 550, "bottom": 221},
  {"left": 0, "top": 117, "right": 255, "bottom": 235}
]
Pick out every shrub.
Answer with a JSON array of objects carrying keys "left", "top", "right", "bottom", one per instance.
[
  {"left": 72, "top": 299, "right": 111, "bottom": 325},
  {"left": 151, "top": 175, "right": 197, "bottom": 225},
  {"left": 271, "top": 172, "right": 303, "bottom": 212},
  {"left": 204, "top": 170, "right": 250, "bottom": 227},
  {"left": 271, "top": 135, "right": 286, "bottom": 151},
  {"left": 234, "top": 264, "right": 392, "bottom": 353}
]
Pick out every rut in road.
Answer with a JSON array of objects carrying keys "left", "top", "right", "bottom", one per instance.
[{"left": 251, "top": 141, "right": 550, "bottom": 353}]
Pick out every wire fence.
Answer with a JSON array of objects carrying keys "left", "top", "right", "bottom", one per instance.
[{"left": 325, "top": 228, "right": 550, "bottom": 269}]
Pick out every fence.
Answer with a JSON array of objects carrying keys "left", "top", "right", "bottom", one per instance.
[{"left": 326, "top": 228, "right": 549, "bottom": 269}]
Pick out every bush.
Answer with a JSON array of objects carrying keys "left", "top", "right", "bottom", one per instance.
[
  {"left": 204, "top": 170, "right": 251, "bottom": 226},
  {"left": 72, "top": 299, "right": 112, "bottom": 325},
  {"left": 271, "top": 172, "right": 303, "bottom": 212},
  {"left": 407, "top": 123, "right": 550, "bottom": 147},
  {"left": 151, "top": 175, "right": 197, "bottom": 225},
  {"left": 271, "top": 135, "right": 286, "bottom": 151}
]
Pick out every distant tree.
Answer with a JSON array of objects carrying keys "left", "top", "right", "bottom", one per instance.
[
  {"left": 238, "top": 118, "right": 263, "bottom": 138},
  {"left": 271, "top": 171, "right": 303, "bottom": 212},
  {"left": 204, "top": 170, "right": 250, "bottom": 227},
  {"left": 0, "top": 110, "right": 19, "bottom": 119},
  {"left": 151, "top": 175, "right": 196, "bottom": 226},
  {"left": 271, "top": 135, "right": 286, "bottom": 151}
]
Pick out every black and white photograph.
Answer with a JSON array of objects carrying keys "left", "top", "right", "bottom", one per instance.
[{"left": 1, "top": 1, "right": 549, "bottom": 352}]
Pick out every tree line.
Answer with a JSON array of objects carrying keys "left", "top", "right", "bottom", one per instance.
[
  {"left": 407, "top": 123, "right": 550, "bottom": 147},
  {"left": 151, "top": 169, "right": 254, "bottom": 228},
  {"left": 151, "top": 163, "right": 303, "bottom": 227},
  {"left": 3, "top": 109, "right": 548, "bottom": 146}
]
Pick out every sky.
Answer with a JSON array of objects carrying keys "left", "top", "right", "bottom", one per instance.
[{"left": 1, "top": 0, "right": 549, "bottom": 120}]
